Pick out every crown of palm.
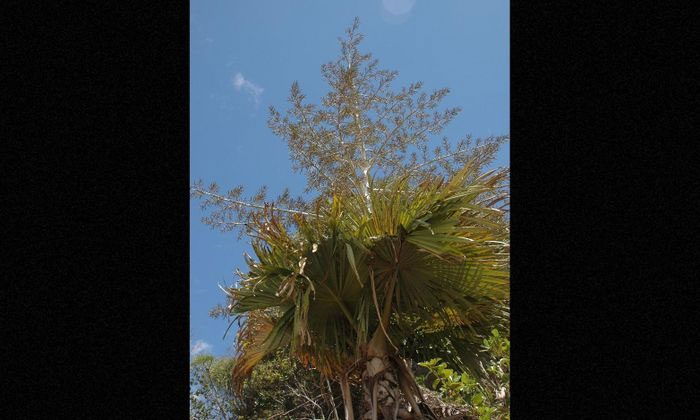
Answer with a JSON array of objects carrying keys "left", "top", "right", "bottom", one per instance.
[{"left": 227, "top": 162, "right": 509, "bottom": 389}]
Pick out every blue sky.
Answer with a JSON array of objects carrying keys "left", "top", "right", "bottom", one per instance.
[{"left": 190, "top": 0, "right": 509, "bottom": 358}]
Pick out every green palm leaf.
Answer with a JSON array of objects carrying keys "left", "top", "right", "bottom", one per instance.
[{"left": 227, "top": 160, "right": 509, "bottom": 392}]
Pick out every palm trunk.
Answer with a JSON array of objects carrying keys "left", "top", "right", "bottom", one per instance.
[
  {"left": 360, "top": 352, "right": 434, "bottom": 419},
  {"left": 358, "top": 269, "right": 422, "bottom": 419},
  {"left": 359, "top": 325, "right": 427, "bottom": 420},
  {"left": 340, "top": 374, "right": 355, "bottom": 420},
  {"left": 361, "top": 354, "right": 400, "bottom": 419},
  {"left": 357, "top": 261, "right": 439, "bottom": 419}
]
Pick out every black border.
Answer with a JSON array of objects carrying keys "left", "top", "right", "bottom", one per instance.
[
  {"left": 511, "top": 2, "right": 698, "bottom": 418},
  {"left": 5, "top": 2, "right": 189, "bottom": 417}
]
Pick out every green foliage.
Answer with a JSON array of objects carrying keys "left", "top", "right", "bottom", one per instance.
[
  {"left": 417, "top": 328, "right": 510, "bottom": 420},
  {"left": 235, "top": 356, "right": 299, "bottom": 419},
  {"left": 236, "top": 351, "right": 341, "bottom": 419},
  {"left": 190, "top": 351, "right": 342, "bottom": 419},
  {"left": 190, "top": 354, "right": 237, "bottom": 420},
  {"left": 418, "top": 358, "right": 477, "bottom": 403}
]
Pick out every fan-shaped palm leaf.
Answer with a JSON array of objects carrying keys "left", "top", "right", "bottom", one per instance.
[{"left": 226, "top": 161, "right": 509, "bottom": 418}]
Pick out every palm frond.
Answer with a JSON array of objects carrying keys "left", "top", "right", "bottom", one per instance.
[{"left": 227, "top": 159, "right": 509, "bottom": 390}]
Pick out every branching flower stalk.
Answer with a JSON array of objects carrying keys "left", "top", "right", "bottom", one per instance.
[{"left": 193, "top": 18, "right": 508, "bottom": 235}]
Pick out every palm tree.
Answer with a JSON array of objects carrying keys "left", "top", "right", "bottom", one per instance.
[
  {"left": 223, "top": 162, "right": 508, "bottom": 419},
  {"left": 192, "top": 19, "right": 509, "bottom": 419}
]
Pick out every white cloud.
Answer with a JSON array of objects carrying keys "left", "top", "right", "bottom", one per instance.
[
  {"left": 233, "top": 72, "right": 264, "bottom": 107},
  {"left": 190, "top": 340, "right": 212, "bottom": 356}
]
